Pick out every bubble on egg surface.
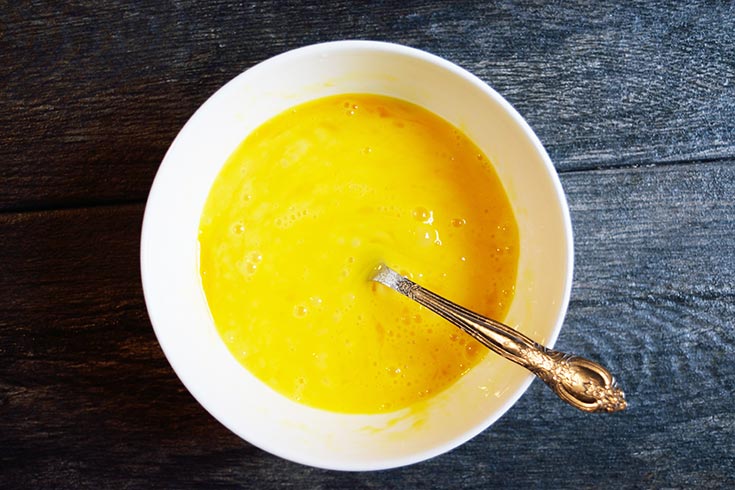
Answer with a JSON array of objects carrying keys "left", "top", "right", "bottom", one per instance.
[
  {"left": 293, "top": 304, "right": 308, "bottom": 318},
  {"left": 412, "top": 206, "right": 434, "bottom": 224}
]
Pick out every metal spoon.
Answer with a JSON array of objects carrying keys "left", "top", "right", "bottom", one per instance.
[{"left": 371, "top": 264, "right": 626, "bottom": 413}]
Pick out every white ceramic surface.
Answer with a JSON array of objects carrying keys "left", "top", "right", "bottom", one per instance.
[{"left": 140, "top": 40, "right": 573, "bottom": 471}]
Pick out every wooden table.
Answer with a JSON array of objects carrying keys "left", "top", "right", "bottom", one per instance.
[{"left": 3, "top": 2, "right": 734, "bottom": 488}]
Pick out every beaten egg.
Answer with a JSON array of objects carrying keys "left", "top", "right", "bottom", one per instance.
[{"left": 198, "top": 94, "right": 519, "bottom": 414}]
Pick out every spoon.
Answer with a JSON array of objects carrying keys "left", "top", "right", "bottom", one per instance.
[{"left": 371, "top": 264, "right": 627, "bottom": 413}]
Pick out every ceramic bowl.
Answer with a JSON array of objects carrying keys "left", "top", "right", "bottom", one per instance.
[{"left": 140, "top": 40, "right": 573, "bottom": 471}]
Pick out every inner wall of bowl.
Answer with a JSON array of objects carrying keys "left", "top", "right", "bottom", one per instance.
[{"left": 144, "top": 42, "right": 571, "bottom": 470}]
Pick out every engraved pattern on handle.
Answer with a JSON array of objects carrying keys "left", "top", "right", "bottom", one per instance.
[{"left": 374, "top": 265, "right": 627, "bottom": 413}]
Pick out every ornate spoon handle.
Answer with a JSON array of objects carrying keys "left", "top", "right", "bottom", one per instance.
[{"left": 372, "top": 265, "right": 626, "bottom": 413}]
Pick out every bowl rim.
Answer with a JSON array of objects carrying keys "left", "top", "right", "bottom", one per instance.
[{"left": 140, "top": 39, "right": 574, "bottom": 471}]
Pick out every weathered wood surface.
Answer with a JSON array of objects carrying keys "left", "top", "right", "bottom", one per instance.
[
  {"left": 1, "top": 162, "right": 733, "bottom": 488},
  {"left": 2, "top": 1, "right": 733, "bottom": 210},
  {"left": 2, "top": 1, "right": 734, "bottom": 488}
]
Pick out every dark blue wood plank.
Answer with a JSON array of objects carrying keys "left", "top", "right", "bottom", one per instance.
[
  {"left": 1, "top": 161, "right": 732, "bottom": 488},
  {"left": 2, "top": 1, "right": 733, "bottom": 210}
]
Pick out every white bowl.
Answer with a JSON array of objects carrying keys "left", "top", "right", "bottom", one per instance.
[{"left": 140, "top": 40, "right": 573, "bottom": 471}]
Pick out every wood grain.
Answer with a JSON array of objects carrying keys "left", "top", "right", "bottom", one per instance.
[
  {"left": 2, "top": 1, "right": 734, "bottom": 211},
  {"left": 3, "top": 1, "right": 733, "bottom": 487},
  {"left": 1, "top": 161, "right": 733, "bottom": 488}
]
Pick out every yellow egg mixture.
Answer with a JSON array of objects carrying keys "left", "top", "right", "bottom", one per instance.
[{"left": 199, "top": 94, "right": 519, "bottom": 414}]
